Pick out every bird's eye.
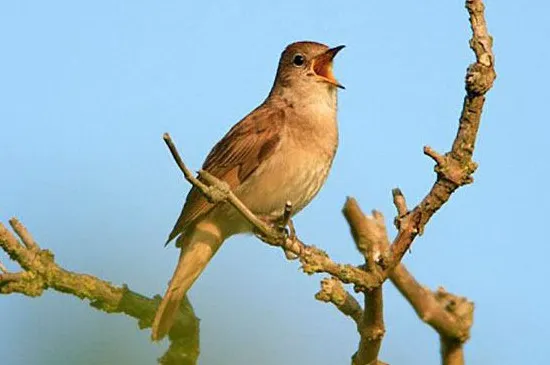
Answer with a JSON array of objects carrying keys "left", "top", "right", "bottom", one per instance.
[{"left": 292, "top": 54, "right": 305, "bottom": 67}]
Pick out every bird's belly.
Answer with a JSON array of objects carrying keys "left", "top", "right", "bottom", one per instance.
[{"left": 236, "top": 147, "right": 334, "bottom": 218}]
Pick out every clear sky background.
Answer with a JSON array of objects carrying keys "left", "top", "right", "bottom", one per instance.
[{"left": 1, "top": 1, "right": 548, "bottom": 364}]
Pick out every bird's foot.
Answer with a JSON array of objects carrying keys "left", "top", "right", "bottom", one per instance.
[{"left": 253, "top": 214, "right": 295, "bottom": 243}]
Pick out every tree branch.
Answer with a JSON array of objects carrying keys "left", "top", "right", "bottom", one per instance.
[
  {"left": 315, "top": 277, "right": 363, "bottom": 326},
  {"left": 385, "top": 0, "right": 496, "bottom": 273},
  {"left": 342, "top": 198, "right": 388, "bottom": 365},
  {"left": 390, "top": 251, "right": 473, "bottom": 343},
  {"left": 0, "top": 219, "right": 199, "bottom": 365}
]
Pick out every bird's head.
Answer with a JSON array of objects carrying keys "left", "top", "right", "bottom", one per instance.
[{"left": 271, "top": 41, "right": 345, "bottom": 98}]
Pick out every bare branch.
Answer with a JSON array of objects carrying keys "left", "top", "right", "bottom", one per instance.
[
  {"left": 352, "top": 287, "right": 385, "bottom": 365},
  {"left": 441, "top": 338, "right": 466, "bottom": 365},
  {"left": 0, "top": 271, "right": 25, "bottom": 282},
  {"left": 385, "top": 0, "right": 495, "bottom": 274},
  {"left": 390, "top": 265, "right": 473, "bottom": 341},
  {"left": 9, "top": 218, "right": 39, "bottom": 250},
  {"left": 392, "top": 188, "right": 408, "bottom": 218},
  {"left": 315, "top": 277, "right": 363, "bottom": 325},
  {"left": 342, "top": 199, "right": 388, "bottom": 365},
  {"left": 0, "top": 220, "right": 199, "bottom": 365}
]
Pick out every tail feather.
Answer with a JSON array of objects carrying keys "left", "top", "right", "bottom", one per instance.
[{"left": 152, "top": 223, "right": 223, "bottom": 341}]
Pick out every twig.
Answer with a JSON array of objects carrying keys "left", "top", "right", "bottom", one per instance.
[
  {"left": 9, "top": 218, "right": 39, "bottom": 250},
  {"left": 342, "top": 198, "right": 389, "bottom": 273},
  {"left": 315, "top": 277, "right": 363, "bottom": 325},
  {"left": 392, "top": 188, "right": 408, "bottom": 230},
  {"left": 0, "top": 220, "right": 199, "bottom": 365},
  {"left": 390, "top": 265, "right": 473, "bottom": 341}
]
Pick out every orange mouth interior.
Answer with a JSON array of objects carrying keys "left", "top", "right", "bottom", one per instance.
[{"left": 313, "top": 57, "right": 337, "bottom": 84}]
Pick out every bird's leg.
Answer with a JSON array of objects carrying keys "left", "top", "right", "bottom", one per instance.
[
  {"left": 278, "top": 201, "right": 293, "bottom": 234},
  {"left": 286, "top": 218, "right": 296, "bottom": 241},
  {"left": 253, "top": 201, "right": 293, "bottom": 238},
  {"left": 253, "top": 201, "right": 299, "bottom": 260},
  {"left": 265, "top": 201, "right": 294, "bottom": 237}
]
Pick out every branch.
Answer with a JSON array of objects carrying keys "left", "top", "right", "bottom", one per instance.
[
  {"left": 390, "top": 264, "right": 474, "bottom": 365},
  {"left": 391, "top": 2, "right": 492, "bottom": 362},
  {"left": 0, "top": 219, "right": 199, "bottom": 365},
  {"left": 342, "top": 199, "right": 388, "bottom": 365},
  {"left": 351, "top": 286, "right": 384, "bottom": 365},
  {"left": 385, "top": 0, "right": 496, "bottom": 272},
  {"left": 390, "top": 184, "right": 474, "bottom": 364},
  {"left": 339, "top": 198, "right": 474, "bottom": 364},
  {"left": 390, "top": 259, "right": 473, "bottom": 342},
  {"left": 315, "top": 277, "right": 363, "bottom": 326}
]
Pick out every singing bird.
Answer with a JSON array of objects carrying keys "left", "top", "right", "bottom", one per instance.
[{"left": 152, "top": 41, "right": 345, "bottom": 340}]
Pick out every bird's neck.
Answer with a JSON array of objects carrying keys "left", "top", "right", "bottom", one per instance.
[
  {"left": 266, "top": 84, "right": 339, "bottom": 156},
  {"left": 268, "top": 84, "right": 338, "bottom": 121}
]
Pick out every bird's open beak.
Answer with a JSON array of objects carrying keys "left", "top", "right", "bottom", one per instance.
[{"left": 312, "top": 45, "right": 345, "bottom": 89}]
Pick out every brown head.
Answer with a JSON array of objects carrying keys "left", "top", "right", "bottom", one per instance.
[{"left": 269, "top": 41, "right": 345, "bottom": 99}]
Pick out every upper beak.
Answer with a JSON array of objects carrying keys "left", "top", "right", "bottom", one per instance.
[{"left": 312, "top": 45, "right": 345, "bottom": 89}]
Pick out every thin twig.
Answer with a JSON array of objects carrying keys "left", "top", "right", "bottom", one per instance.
[
  {"left": 0, "top": 271, "right": 24, "bottom": 282},
  {"left": 9, "top": 218, "right": 38, "bottom": 250}
]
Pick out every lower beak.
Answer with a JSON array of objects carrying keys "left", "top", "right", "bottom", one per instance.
[{"left": 312, "top": 45, "right": 345, "bottom": 89}]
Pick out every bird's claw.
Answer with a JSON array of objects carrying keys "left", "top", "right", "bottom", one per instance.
[{"left": 253, "top": 215, "right": 296, "bottom": 244}]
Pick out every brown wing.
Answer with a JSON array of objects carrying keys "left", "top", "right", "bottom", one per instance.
[{"left": 166, "top": 103, "right": 284, "bottom": 244}]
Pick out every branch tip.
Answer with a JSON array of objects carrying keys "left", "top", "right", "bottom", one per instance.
[{"left": 423, "top": 146, "right": 446, "bottom": 166}]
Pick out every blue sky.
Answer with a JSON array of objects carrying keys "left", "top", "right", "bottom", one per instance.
[{"left": 1, "top": 1, "right": 548, "bottom": 364}]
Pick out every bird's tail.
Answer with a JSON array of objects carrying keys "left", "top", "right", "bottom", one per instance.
[{"left": 151, "top": 222, "right": 223, "bottom": 341}]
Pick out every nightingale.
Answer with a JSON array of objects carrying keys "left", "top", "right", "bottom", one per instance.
[{"left": 152, "top": 41, "right": 344, "bottom": 340}]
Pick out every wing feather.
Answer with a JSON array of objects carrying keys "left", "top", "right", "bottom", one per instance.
[{"left": 166, "top": 103, "right": 284, "bottom": 243}]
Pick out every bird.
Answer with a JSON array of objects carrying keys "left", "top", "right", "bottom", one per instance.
[{"left": 152, "top": 41, "right": 345, "bottom": 341}]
